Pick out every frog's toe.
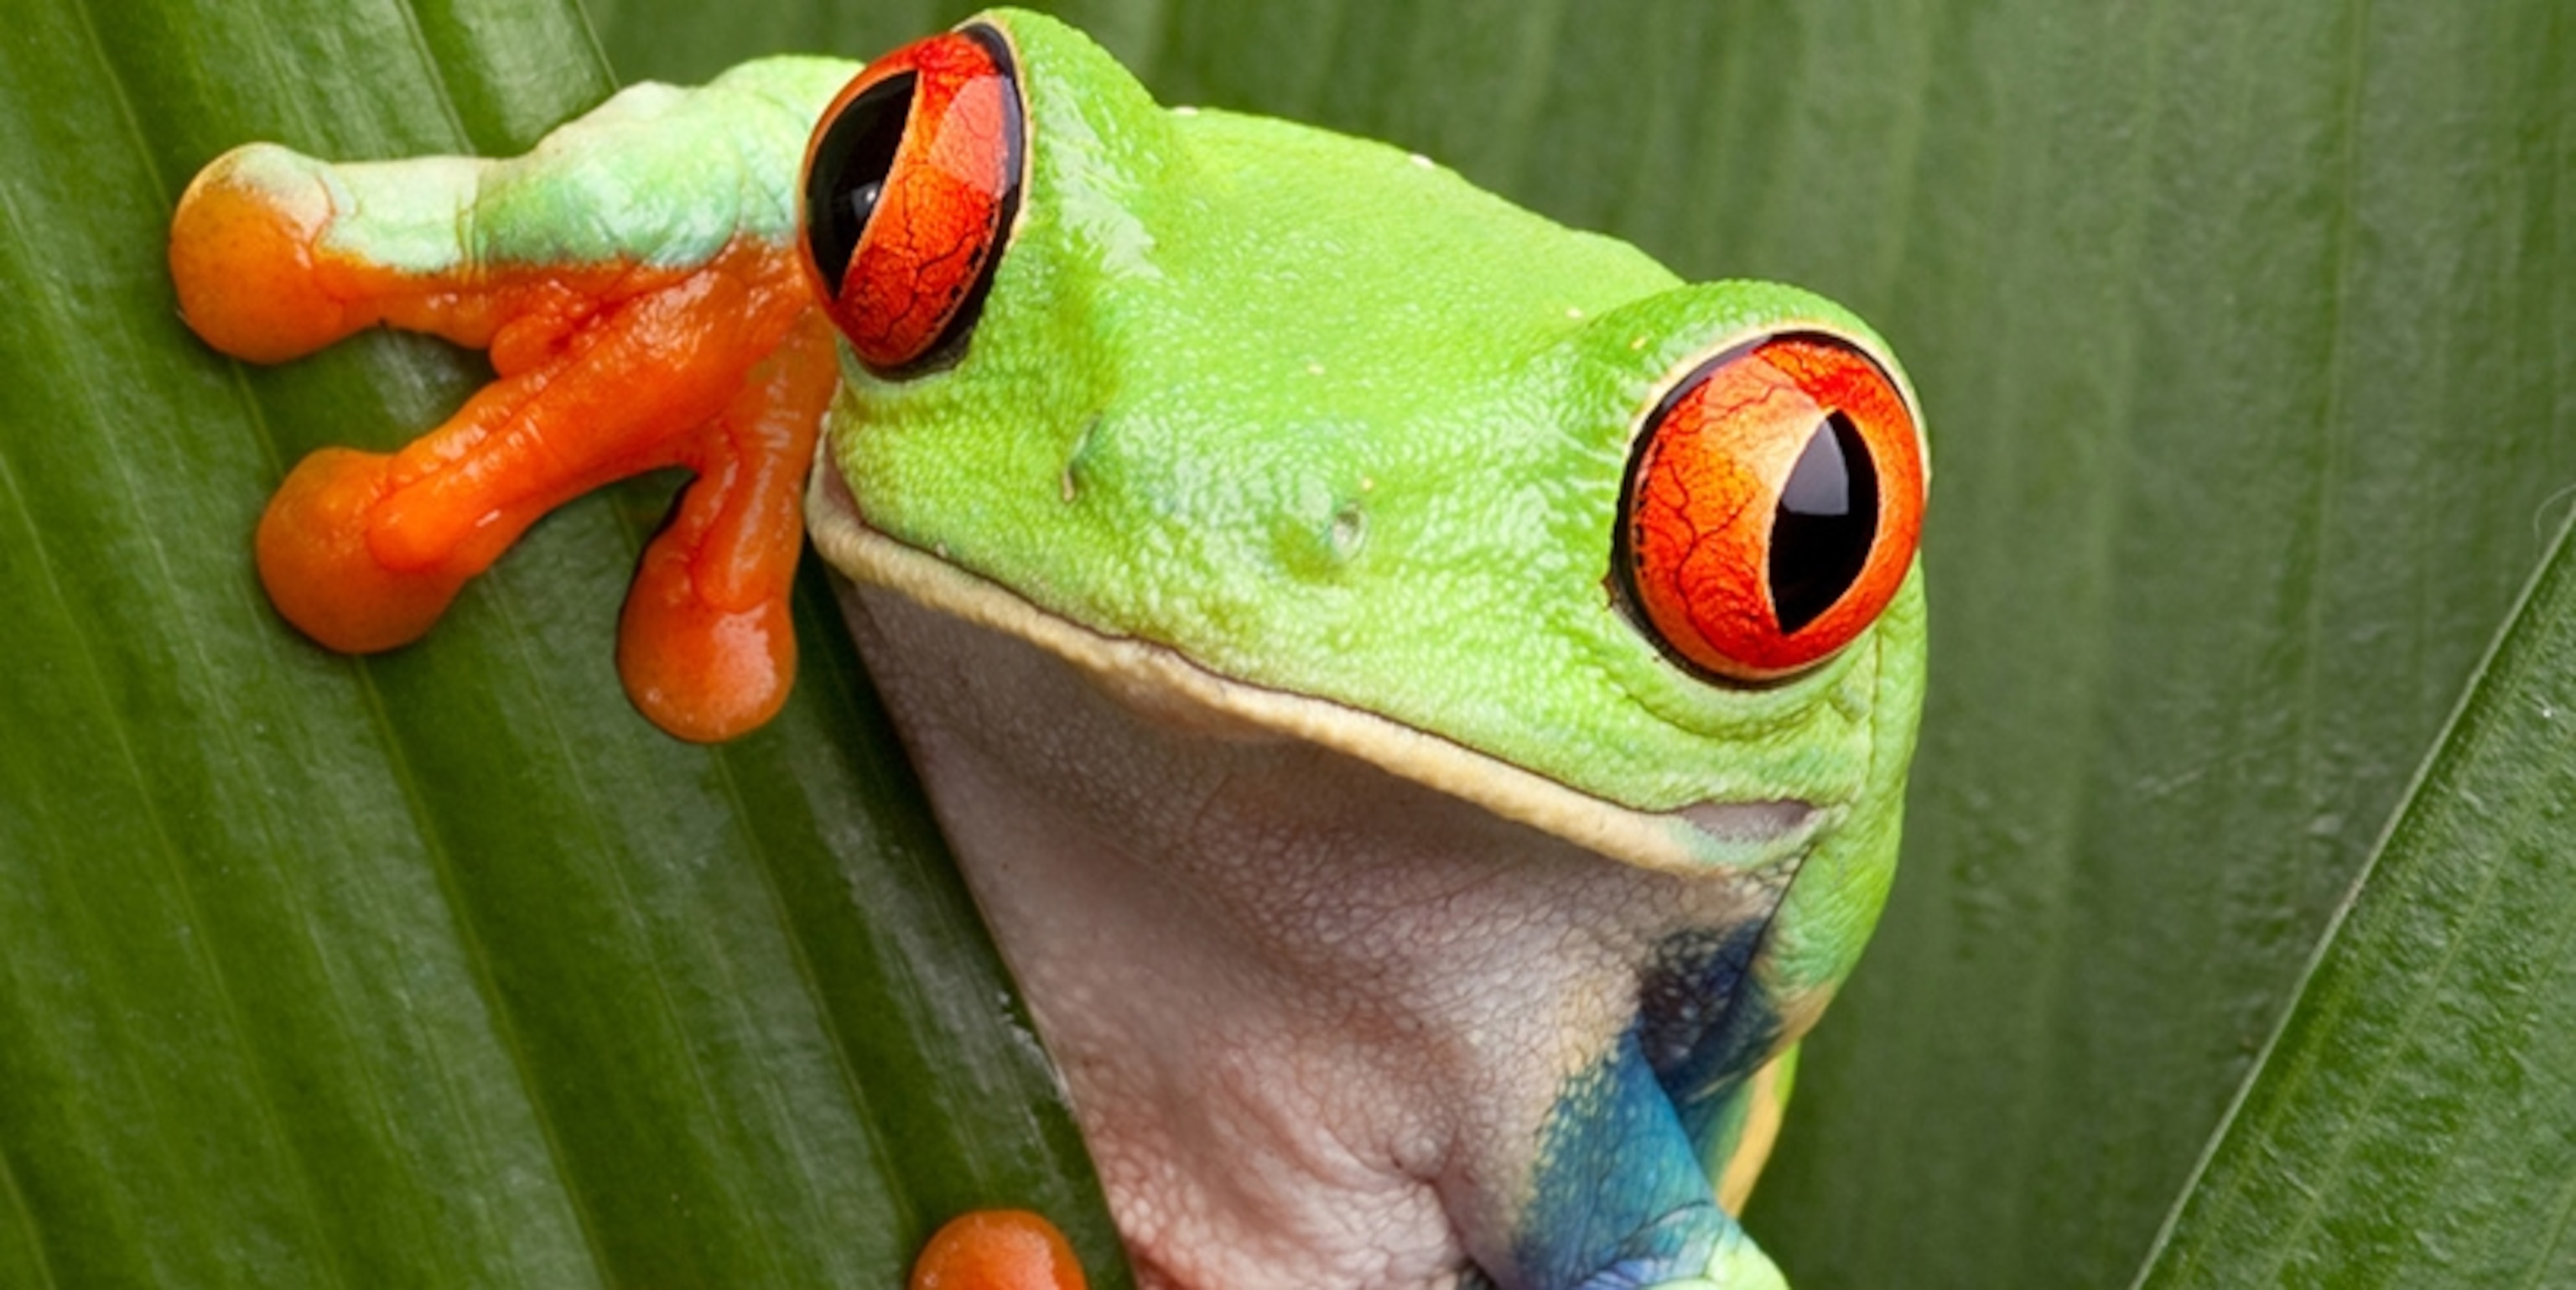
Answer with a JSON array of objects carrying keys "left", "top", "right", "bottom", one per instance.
[
  {"left": 617, "top": 540, "right": 797, "bottom": 744},
  {"left": 256, "top": 447, "right": 474, "bottom": 653},
  {"left": 170, "top": 143, "right": 354, "bottom": 364},
  {"left": 611, "top": 311, "right": 833, "bottom": 741},
  {"left": 908, "top": 1210, "right": 1088, "bottom": 1290}
]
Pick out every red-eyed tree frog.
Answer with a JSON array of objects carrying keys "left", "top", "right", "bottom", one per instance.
[{"left": 169, "top": 10, "right": 1928, "bottom": 1289}]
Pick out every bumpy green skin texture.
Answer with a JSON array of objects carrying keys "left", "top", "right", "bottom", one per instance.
[
  {"left": 247, "top": 8, "right": 1922, "bottom": 1003},
  {"left": 831, "top": 14, "right": 1927, "bottom": 995},
  {"left": 266, "top": 12, "right": 1929, "bottom": 1282},
  {"left": 306, "top": 56, "right": 855, "bottom": 273}
]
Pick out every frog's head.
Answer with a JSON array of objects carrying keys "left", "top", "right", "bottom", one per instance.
[{"left": 797, "top": 9, "right": 1928, "bottom": 954}]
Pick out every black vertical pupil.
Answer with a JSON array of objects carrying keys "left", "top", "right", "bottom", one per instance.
[
  {"left": 803, "top": 71, "right": 917, "bottom": 298},
  {"left": 1769, "top": 412, "right": 1877, "bottom": 635}
]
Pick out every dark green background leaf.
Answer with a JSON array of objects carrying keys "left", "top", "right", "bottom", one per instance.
[
  {"left": 2135, "top": 515, "right": 2576, "bottom": 1285},
  {"left": 6, "top": 0, "right": 2572, "bottom": 1286}
]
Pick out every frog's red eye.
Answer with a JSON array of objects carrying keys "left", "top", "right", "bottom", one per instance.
[
  {"left": 800, "top": 24, "right": 1023, "bottom": 376},
  {"left": 1618, "top": 334, "right": 1925, "bottom": 681}
]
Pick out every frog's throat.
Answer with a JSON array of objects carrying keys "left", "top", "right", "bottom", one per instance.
[{"left": 808, "top": 467, "right": 1819, "bottom": 879}]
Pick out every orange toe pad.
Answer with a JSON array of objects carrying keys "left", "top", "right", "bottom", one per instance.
[{"left": 910, "top": 1211, "right": 1088, "bottom": 1290}]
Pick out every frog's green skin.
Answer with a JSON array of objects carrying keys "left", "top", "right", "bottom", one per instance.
[
  {"left": 273, "top": 12, "right": 1928, "bottom": 1287},
  {"left": 817, "top": 19, "right": 1929, "bottom": 1286},
  {"left": 252, "top": 58, "right": 856, "bottom": 278}
]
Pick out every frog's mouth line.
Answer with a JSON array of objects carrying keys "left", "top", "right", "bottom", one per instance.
[{"left": 805, "top": 463, "right": 1823, "bottom": 878}]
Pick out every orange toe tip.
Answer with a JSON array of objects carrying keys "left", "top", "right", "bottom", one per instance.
[
  {"left": 616, "top": 557, "right": 797, "bottom": 742},
  {"left": 910, "top": 1211, "right": 1088, "bottom": 1290},
  {"left": 257, "top": 448, "right": 465, "bottom": 653},
  {"left": 172, "top": 143, "right": 361, "bottom": 363}
]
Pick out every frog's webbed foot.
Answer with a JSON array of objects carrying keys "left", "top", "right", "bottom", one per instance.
[
  {"left": 1628, "top": 1221, "right": 1789, "bottom": 1290},
  {"left": 169, "top": 60, "right": 854, "bottom": 741},
  {"left": 1470, "top": 1213, "right": 1786, "bottom": 1290},
  {"left": 1547, "top": 1205, "right": 1786, "bottom": 1290}
]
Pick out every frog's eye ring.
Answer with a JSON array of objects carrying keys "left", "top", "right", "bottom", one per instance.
[
  {"left": 800, "top": 23, "right": 1023, "bottom": 376},
  {"left": 1617, "top": 333, "right": 1925, "bottom": 681}
]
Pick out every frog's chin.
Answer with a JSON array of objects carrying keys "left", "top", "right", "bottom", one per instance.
[{"left": 807, "top": 464, "right": 1823, "bottom": 879}]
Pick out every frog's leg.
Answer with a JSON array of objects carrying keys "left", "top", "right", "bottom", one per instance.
[
  {"left": 1633, "top": 923, "right": 1798, "bottom": 1215},
  {"left": 169, "top": 59, "right": 857, "bottom": 741},
  {"left": 1711, "top": 1046, "right": 1797, "bottom": 1215},
  {"left": 1492, "top": 1029, "right": 1789, "bottom": 1290},
  {"left": 1466, "top": 912, "right": 1808, "bottom": 1290}
]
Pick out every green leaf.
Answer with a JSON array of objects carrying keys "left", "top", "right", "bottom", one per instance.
[
  {"left": 2134, "top": 516, "right": 2576, "bottom": 1286},
  {"left": 0, "top": 1, "right": 1124, "bottom": 1285},
  {"left": 1733, "top": 7, "right": 2576, "bottom": 1285},
  {"left": 10, "top": 0, "right": 2575, "bottom": 1287}
]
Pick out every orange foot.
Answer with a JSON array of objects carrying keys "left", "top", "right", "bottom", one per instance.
[
  {"left": 172, "top": 139, "right": 839, "bottom": 741},
  {"left": 911, "top": 1211, "right": 1088, "bottom": 1290}
]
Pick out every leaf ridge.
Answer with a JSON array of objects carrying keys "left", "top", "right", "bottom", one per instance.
[
  {"left": 479, "top": 571, "right": 799, "bottom": 1284},
  {"left": 0, "top": 447, "right": 96, "bottom": 1290},
  {"left": 0, "top": 36, "right": 350, "bottom": 1277},
  {"left": 349, "top": 666, "right": 619, "bottom": 1288},
  {"left": 0, "top": 1133, "right": 59, "bottom": 1290},
  {"left": 709, "top": 737, "right": 921, "bottom": 1237}
]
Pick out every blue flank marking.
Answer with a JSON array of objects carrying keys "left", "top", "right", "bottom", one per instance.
[
  {"left": 1504, "top": 923, "right": 1784, "bottom": 1288},
  {"left": 1636, "top": 922, "right": 1782, "bottom": 1150},
  {"left": 1515, "top": 1029, "right": 1725, "bottom": 1287}
]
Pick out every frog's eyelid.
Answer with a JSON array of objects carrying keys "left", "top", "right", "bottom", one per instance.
[{"left": 797, "top": 23, "right": 1026, "bottom": 377}]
